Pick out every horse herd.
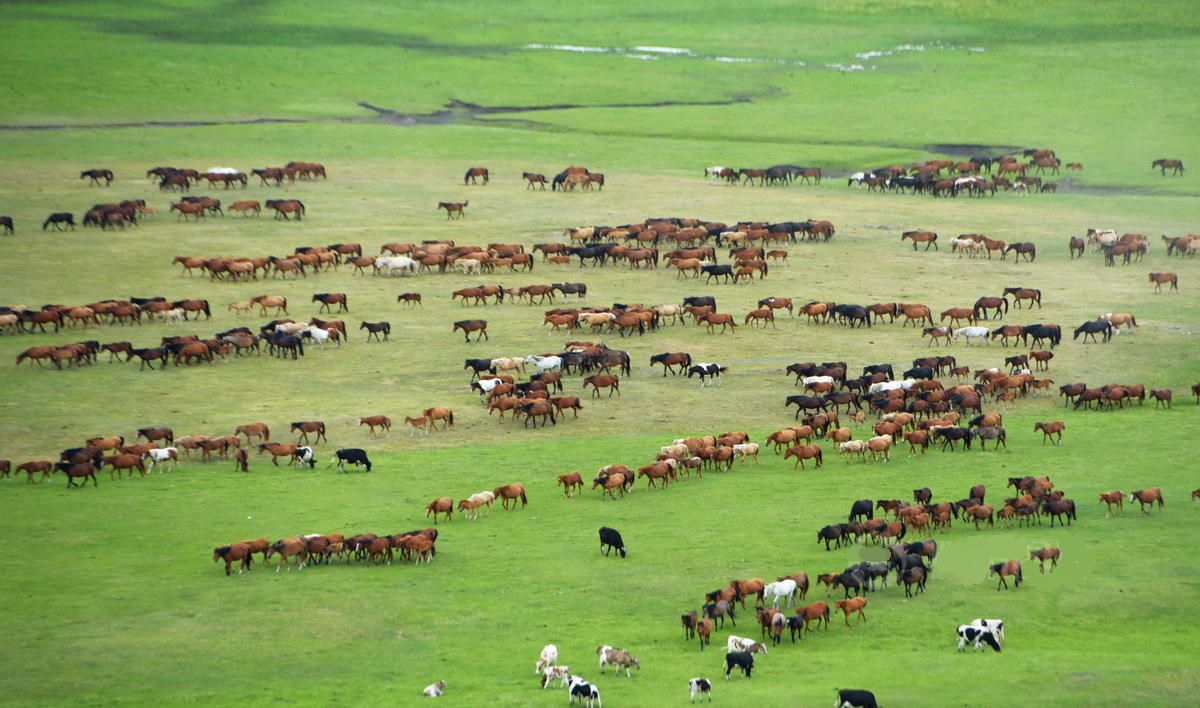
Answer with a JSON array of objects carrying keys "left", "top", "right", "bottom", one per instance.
[
  {"left": 846, "top": 150, "right": 1073, "bottom": 197},
  {"left": 213, "top": 527, "right": 436, "bottom": 576},
  {"left": 704, "top": 165, "right": 823, "bottom": 186}
]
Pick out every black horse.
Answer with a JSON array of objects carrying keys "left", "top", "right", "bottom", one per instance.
[
  {"left": 817, "top": 524, "right": 848, "bottom": 551},
  {"left": 359, "top": 321, "right": 390, "bottom": 342},
  {"left": 551, "top": 282, "right": 587, "bottom": 298},
  {"left": 1073, "top": 320, "right": 1113, "bottom": 343},
  {"left": 1022, "top": 323, "right": 1061, "bottom": 348},
  {"left": 0, "top": 216, "right": 12, "bottom": 235},
  {"left": 42, "top": 212, "right": 75, "bottom": 231},
  {"left": 849, "top": 499, "right": 874, "bottom": 523},
  {"left": 702, "top": 264, "right": 734, "bottom": 284},
  {"left": 81, "top": 169, "right": 114, "bottom": 186},
  {"left": 834, "top": 304, "right": 872, "bottom": 328},
  {"left": 786, "top": 395, "right": 828, "bottom": 419},
  {"left": 933, "top": 426, "right": 974, "bottom": 451},
  {"left": 568, "top": 245, "right": 608, "bottom": 267}
]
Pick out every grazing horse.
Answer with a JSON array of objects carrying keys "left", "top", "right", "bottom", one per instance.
[
  {"left": 213, "top": 544, "right": 252, "bottom": 576},
  {"left": 1004, "top": 242, "right": 1037, "bottom": 262},
  {"left": 1129, "top": 488, "right": 1164, "bottom": 513},
  {"left": 438, "top": 201, "right": 468, "bottom": 219},
  {"left": 1150, "top": 389, "right": 1172, "bottom": 408},
  {"left": 1149, "top": 272, "right": 1178, "bottom": 293},
  {"left": 493, "top": 482, "right": 527, "bottom": 510},
  {"left": 42, "top": 212, "right": 76, "bottom": 231},
  {"left": 290, "top": 421, "right": 327, "bottom": 445},
  {"left": 989, "top": 560, "right": 1023, "bottom": 590},
  {"left": 1073, "top": 320, "right": 1113, "bottom": 343},
  {"left": 464, "top": 167, "right": 489, "bottom": 185}
]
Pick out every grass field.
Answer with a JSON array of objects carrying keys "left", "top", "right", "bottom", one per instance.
[{"left": 1, "top": 1, "right": 1198, "bottom": 705}]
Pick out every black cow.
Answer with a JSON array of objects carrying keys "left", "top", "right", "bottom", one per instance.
[
  {"left": 598, "top": 526, "right": 626, "bottom": 558},
  {"left": 837, "top": 688, "right": 879, "bottom": 708},
  {"left": 849, "top": 499, "right": 874, "bottom": 522},
  {"left": 333, "top": 448, "right": 371, "bottom": 472},
  {"left": 724, "top": 651, "right": 753, "bottom": 680},
  {"left": 682, "top": 296, "right": 716, "bottom": 311}
]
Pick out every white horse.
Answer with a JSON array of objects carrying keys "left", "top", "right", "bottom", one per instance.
[
  {"left": 525, "top": 354, "right": 562, "bottom": 373},
  {"left": 453, "top": 258, "right": 481, "bottom": 275},
  {"left": 206, "top": 166, "right": 241, "bottom": 175},
  {"left": 732, "top": 442, "right": 759, "bottom": 464},
  {"left": 146, "top": 447, "right": 178, "bottom": 473},
  {"left": 473, "top": 378, "right": 504, "bottom": 394},
  {"left": 847, "top": 171, "right": 874, "bottom": 187},
  {"left": 157, "top": 308, "right": 187, "bottom": 323},
  {"left": 802, "top": 375, "right": 834, "bottom": 387},
  {"left": 301, "top": 326, "right": 339, "bottom": 347},
  {"left": 954, "top": 326, "right": 991, "bottom": 344},
  {"left": 763, "top": 579, "right": 797, "bottom": 608},
  {"left": 704, "top": 166, "right": 726, "bottom": 179},
  {"left": 375, "top": 256, "right": 418, "bottom": 276},
  {"left": 951, "top": 238, "right": 984, "bottom": 258}
]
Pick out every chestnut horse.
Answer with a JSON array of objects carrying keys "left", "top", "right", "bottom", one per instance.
[
  {"left": 464, "top": 167, "right": 489, "bottom": 185},
  {"left": 1149, "top": 272, "right": 1178, "bottom": 293},
  {"left": 1129, "top": 488, "right": 1164, "bottom": 513},
  {"left": 425, "top": 497, "right": 454, "bottom": 524},
  {"left": 988, "top": 559, "right": 1022, "bottom": 590},
  {"left": 557, "top": 472, "right": 584, "bottom": 497},
  {"left": 493, "top": 482, "right": 528, "bottom": 510},
  {"left": 290, "top": 421, "right": 327, "bottom": 445},
  {"left": 359, "top": 415, "right": 392, "bottom": 435},
  {"left": 1099, "top": 490, "right": 1124, "bottom": 515}
]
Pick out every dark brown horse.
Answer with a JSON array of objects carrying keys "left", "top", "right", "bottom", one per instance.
[
  {"left": 312, "top": 292, "right": 348, "bottom": 313},
  {"left": 523, "top": 172, "right": 547, "bottom": 190},
  {"left": 453, "top": 319, "right": 488, "bottom": 342},
  {"left": 1152, "top": 158, "right": 1185, "bottom": 176},
  {"left": 290, "top": 421, "right": 327, "bottom": 445},
  {"left": 438, "top": 201, "right": 468, "bottom": 219},
  {"left": 1004, "top": 242, "right": 1037, "bottom": 262},
  {"left": 464, "top": 167, "right": 489, "bottom": 185},
  {"left": 988, "top": 559, "right": 1022, "bottom": 590}
]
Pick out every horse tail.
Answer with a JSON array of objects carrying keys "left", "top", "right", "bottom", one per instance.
[
  {"left": 448, "top": 411, "right": 454, "bottom": 425},
  {"left": 203, "top": 300, "right": 211, "bottom": 317},
  {"left": 1002, "top": 298, "right": 1008, "bottom": 314},
  {"left": 897, "top": 523, "right": 906, "bottom": 540},
  {"left": 685, "top": 353, "right": 692, "bottom": 368},
  {"left": 1131, "top": 315, "right": 1138, "bottom": 327},
  {"left": 520, "top": 490, "right": 528, "bottom": 506},
  {"left": 463, "top": 169, "right": 471, "bottom": 184}
]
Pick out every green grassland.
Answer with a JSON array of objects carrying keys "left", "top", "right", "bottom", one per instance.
[{"left": 0, "top": 1, "right": 1198, "bottom": 705}]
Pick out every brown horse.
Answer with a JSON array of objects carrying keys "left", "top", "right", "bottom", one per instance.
[
  {"left": 423, "top": 407, "right": 454, "bottom": 430},
  {"left": 784, "top": 444, "right": 823, "bottom": 469},
  {"left": 16, "top": 460, "right": 54, "bottom": 484},
  {"left": 453, "top": 319, "right": 489, "bottom": 342},
  {"left": 425, "top": 497, "right": 454, "bottom": 524},
  {"left": 1129, "top": 488, "right": 1164, "bottom": 513},
  {"left": 1029, "top": 547, "right": 1060, "bottom": 573},
  {"left": 593, "top": 472, "right": 626, "bottom": 500},
  {"left": 1152, "top": 158, "right": 1185, "bottom": 176},
  {"left": 1034, "top": 421, "right": 1065, "bottom": 445},
  {"left": 464, "top": 167, "right": 489, "bottom": 185},
  {"left": 583, "top": 374, "right": 620, "bottom": 398},
  {"left": 701, "top": 312, "right": 737, "bottom": 334},
  {"left": 312, "top": 292, "right": 348, "bottom": 313},
  {"left": 290, "top": 421, "right": 327, "bottom": 445},
  {"left": 940, "top": 308, "right": 975, "bottom": 327},
  {"left": 834, "top": 597, "right": 868, "bottom": 627},
  {"left": 493, "top": 482, "right": 528, "bottom": 510},
  {"left": 235, "top": 422, "right": 270, "bottom": 443},
  {"left": 523, "top": 172, "right": 547, "bottom": 189},
  {"left": 989, "top": 560, "right": 1023, "bottom": 590},
  {"left": 1149, "top": 272, "right": 1178, "bottom": 293},
  {"left": 901, "top": 230, "right": 938, "bottom": 251},
  {"left": 213, "top": 543, "right": 253, "bottom": 576},
  {"left": 1099, "top": 490, "right": 1124, "bottom": 515},
  {"left": 438, "top": 201, "right": 468, "bottom": 219},
  {"left": 359, "top": 415, "right": 392, "bottom": 435},
  {"left": 557, "top": 471, "right": 584, "bottom": 497},
  {"left": 796, "top": 601, "right": 830, "bottom": 633},
  {"left": 170, "top": 202, "right": 205, "bottom": 221}
]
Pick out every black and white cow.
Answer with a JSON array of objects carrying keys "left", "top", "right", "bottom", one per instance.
[
  {"left": 333, "top": 448, "right": 372, "bottom": 472},
  {"left": 957, "top": 624, "right": 1002, "bottom": 652},
  {"left": 689, "top": 678, "right": 712, "bottom": 703},
  {"left": 970, "top": 618, "right": 1005, "bottom": 643},
  {"left": 598, "top": 527, "right": 626, "bottom": 558},
  {"left": 837, "top": 688, "right": 879, "bottom": 708},
  {"left": 293, "top": 446, "right": 315, "bottom": 469},
  {"left": 567, "top": 676, "right": 601, "bottom": 707},
  {"left": 687, "top": 363, "right": 727, "bottom": 386},
  {"left": 724, "top": 651, "right": 753, "bottom": 680}
]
